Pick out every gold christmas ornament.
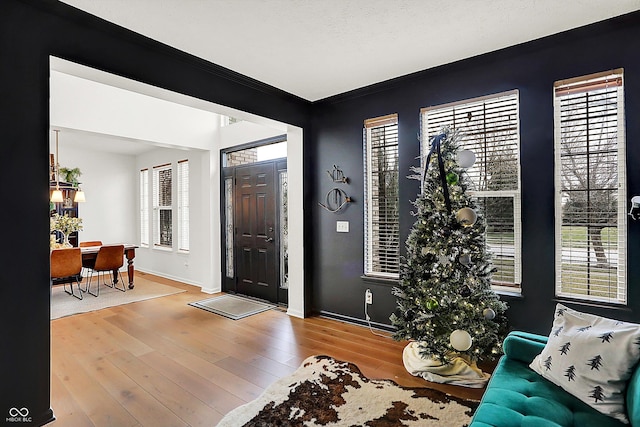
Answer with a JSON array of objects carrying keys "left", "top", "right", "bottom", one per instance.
[{"left": 456, "top": 207, "right": 477, "bottom": 227}]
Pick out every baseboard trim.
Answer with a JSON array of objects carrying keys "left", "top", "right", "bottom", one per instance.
[
  {"left": 318, "top": 310, "right": 395, "bottom": 333},
  {"left": 135, "top": 268, "right": 203, "bottom": 289},
  {"left": 286, "top": 307, "right": 305, "bottom": 319}
]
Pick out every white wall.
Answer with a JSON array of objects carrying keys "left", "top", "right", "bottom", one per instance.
[
  {"left": 50, "top": 70, "right": 217, "bottom": 149},
  {"left": 50, "top": 136, "right": 137, "bottom": 245},
  {"left": 218, "top": 120, "right": 285, "bottom": 149},
  {"left": 134, "top": 147, "right": 210, "bottom": 288}
]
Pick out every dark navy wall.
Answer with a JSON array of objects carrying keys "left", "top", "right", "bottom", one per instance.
[
  {"left": 0, "top": 1, "right": 311, "bottom": 425},
  {"left": 309, "top": 12, "right": 640, "bottom": 335},
  {"left": 4, "top": 1, "right": 640, "bottom": 424}
]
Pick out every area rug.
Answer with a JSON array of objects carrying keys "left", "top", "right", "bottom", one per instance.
[
  {"left": 51, "top": 280, "right": 185, "bottom": 320},
  {"left": 217, "top": 355, "right": 479, "bottom": 427},
  {"left": 189, "top": 294, "right": 276, "bottom": 320}
]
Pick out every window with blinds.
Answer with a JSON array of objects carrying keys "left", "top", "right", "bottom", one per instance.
[
  {"left": 364, "top": 113, "right": 400, "bottom": 279},
  {"left": 140, "top": 169, "right": 149, "bottom": 247},
  {"left": 554, "top": 69, "right": 626, "bottom": 304},
  {"left": 421, "top": 90, "right": 522, "bottom": 290},
  {"left": 177, "top": 160, "right": 189, "bottom": 252},
  {"left": 153, "top": 164, "right": 172, "bottom": 248}
]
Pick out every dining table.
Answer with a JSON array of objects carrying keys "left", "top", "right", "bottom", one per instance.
[{"left": 80, "top": 243, "right": 139, "bottom": 289}]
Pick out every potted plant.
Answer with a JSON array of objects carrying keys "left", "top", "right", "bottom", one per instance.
[{"left": 59, "top": 167, "right": 82, "bottom": 187}]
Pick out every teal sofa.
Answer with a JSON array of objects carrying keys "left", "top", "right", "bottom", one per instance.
[{"left": 470, "top": 331, "right": 640, "bottom": 426}]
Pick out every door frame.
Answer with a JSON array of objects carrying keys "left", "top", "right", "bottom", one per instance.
[{"left": 220, "top": 135, "right": 288, "bottom": 304}]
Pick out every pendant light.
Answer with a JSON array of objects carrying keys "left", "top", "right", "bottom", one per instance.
[
  {"left": 50, "top": 130, "right": 63, "bottom": 203},
  {"left": 74, "top": 188, "right": 86, "bottom": 202},
  {"left": 50, "top": 129, "right": 86, "bottom": 203}
]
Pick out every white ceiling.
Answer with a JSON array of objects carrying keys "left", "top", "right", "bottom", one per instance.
[{"left": 60, "top": 0, "right": 640, "bottom": 101}]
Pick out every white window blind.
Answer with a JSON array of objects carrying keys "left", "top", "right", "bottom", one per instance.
[
  {"left": 139, "top": 169, "right": 149, "bottom": 247},
  {"left": 364, "top": 113, "right": 400, "bottom": 279},
  {"left": 554, "top": 69, "right": 626, "bottom": 304},
  {"left": 177, "top": 160, "right": 189, "bottom": 252},
  {"left": 421, "top": 90, "right": 522, "bottom": 290},
  {"left": 153, "top": 164, "right": 172, "bottom": 248}
]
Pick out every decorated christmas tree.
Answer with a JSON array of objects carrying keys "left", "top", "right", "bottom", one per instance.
[{"left": 390, "top": 127, "right": 508, "bottom": 364}]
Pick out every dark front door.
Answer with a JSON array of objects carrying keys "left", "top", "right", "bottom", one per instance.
[{"left": 234, "top": 162, "right": 278, "bottom": 302}]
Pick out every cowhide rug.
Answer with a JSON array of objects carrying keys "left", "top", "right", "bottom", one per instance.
[{"left": 217, "top": 355, "right": 478, "bottom": 427}]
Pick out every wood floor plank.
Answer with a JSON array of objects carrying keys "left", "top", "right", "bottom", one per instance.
[
  {"left": 139, "top": 351, "right": 246, "bottom": 414},
  {"left": 50, "top": 273, "right": 488, "bottom": 426},
  {"left": 104, "top": 314, "right": 226, "bottom": 365},
  {"left": 88, "top": 315, "right": 154, "bottom": 356},
  {"left": 52, "top": 348, "right": 140, "bottom": 427},
  {"left": 106, "top": 350, "right": 224, "bottom": 427},
  {"left": 247, "top": 355, "right": 298, "bottom": 379},
  {"left": 50, "top": 372, "right": 96, "bottom": 427},
  {"left": 69, "top": 349, "right": 188, "bottom": 427},
  {"left": 213, "top": 356, "right": 280, "bottom": 389},
  {"left": 105, "top": 314, "right": 265, "bottom": 402}
]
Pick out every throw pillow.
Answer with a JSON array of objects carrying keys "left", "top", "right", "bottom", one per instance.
[{"left": 530, "top": 303, "right": 640, "bottom": 424}]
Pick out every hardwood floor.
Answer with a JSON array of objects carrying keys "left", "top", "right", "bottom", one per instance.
[{"left": 51, "top": 272, "right": 487, "bottom": 426}]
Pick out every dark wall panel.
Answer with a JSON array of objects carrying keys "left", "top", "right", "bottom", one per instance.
[
  {"left": 309, "top": 12, "right": 640, "bottom": 335},
  {"left": 0, "top": 1, "right": 311, "bottom": 425}
]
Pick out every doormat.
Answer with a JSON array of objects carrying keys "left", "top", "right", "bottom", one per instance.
[{"left": 189, "top": 294, "right": 276, "bottom": 320}]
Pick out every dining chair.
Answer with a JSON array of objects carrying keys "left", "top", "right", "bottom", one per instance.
[
  {"left": 51, "top": 247, "right": 83, "bottom": 300},
  {"left": 79, "top": 240, "right": 103, "bottom": 277},
  {"left": 84, "top": 244, "right": 126, "bottom": 297}
]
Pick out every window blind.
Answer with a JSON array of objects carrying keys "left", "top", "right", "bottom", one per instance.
[
  {"left": 153, "top": 164, "right": 172, "bottom": 247},
  {"left": 139, "top": 169, "right": 149, "bottom": 247},
  {"left": 421, "top": 90, "right": 522, "bottom": 289},
  {"left": 554, "top": 69, "right": 626, "bottom": 304},
  {"left": 364, "top": 113, "right": 400, "bottom": 278},
  {"left": 177, "top": 160, "right": 189, "bottom": 252}
]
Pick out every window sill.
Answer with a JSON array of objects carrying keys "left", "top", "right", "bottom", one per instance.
[
  {"left": 360, "top": 275, "right": 399, "bottom": 287},
  {"left": 153, "top": 245, "right": 173, "bottom": 252},
  {"left": 494, "top": 289, "right": 523, "bottom": 299},
  {"left": 552, "top": 297, "right": 631, "bottom": 312}
]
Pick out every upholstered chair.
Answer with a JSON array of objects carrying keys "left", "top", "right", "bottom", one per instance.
[
  {"left": 79, "top": 240, "right": 103, "bottom": 276},
  {"left": 85, "top": 245, "right": 125, "bottom": 297},
  {"left": 51, "top": 247, "right": 83, "bottom": 300}
]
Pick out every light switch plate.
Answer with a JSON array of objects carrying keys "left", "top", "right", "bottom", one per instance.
[{"left": 336, "top": 220, "right": 349, "bottom": 233}]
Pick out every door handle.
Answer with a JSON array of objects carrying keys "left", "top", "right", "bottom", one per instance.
[{"left": 264, "top": 237, "right": 274, "bottom": 243}]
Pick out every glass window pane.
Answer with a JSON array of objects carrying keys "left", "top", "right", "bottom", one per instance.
[
  {"left": 554, "top": 70, "right": 626, "bottom": 304},
  {"left": 364, "top": 115, "right": 400, "bottom": 278}
]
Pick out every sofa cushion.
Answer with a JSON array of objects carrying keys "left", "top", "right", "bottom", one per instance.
[
  {"left": 529, "top": 304, "right": 640, "bottom": 424},
  {"left": 472, "top": 348, "right": 626, "bottom": 427}
]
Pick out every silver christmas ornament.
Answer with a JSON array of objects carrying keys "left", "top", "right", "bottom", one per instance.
[
  {"left": 457, "top": 149, "right": 476, "bottom": 168},
  {"left": 459, "top": 253, "right": 471, "bottom": 265},
  {"left": 483, "top": 308, "right": 496, "bottom": 320}
]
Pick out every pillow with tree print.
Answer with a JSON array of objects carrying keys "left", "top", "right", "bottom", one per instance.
[{"left": 530, "top": 304, "right": 640, "bottom": 424}]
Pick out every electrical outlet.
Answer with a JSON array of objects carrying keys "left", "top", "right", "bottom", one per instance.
[{"left": 365, "top": 289, "right": 373, "bottom": 305}]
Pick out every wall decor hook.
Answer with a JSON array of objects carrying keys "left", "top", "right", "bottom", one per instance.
[
  {"left": 318, "top": 187, "right": 352, "bottom": 213},
  {"left": 326, "top": 165, "right": 348, "bottom": 183}
]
